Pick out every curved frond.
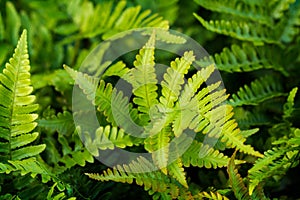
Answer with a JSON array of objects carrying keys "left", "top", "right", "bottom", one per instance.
[
  {"left": 229, "top": 75, "right": 284, "bottom": 107},
  {"left": 85, "top": 156, "right": 181, "bottom": 196},
  {"left": 198, "top": 43, "right": 286, "bottom": 74},
  {"left": 227, "top": 152, "right": 251, "bottom": 200},
  {"left": 194, "top": 14, "right": 278, "bottom": 45},
  {"left": 0, "top": 30, "right": 45, "bottom": 161}
]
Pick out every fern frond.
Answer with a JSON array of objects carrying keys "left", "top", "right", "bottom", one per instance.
[
  {"left": 248, "top": 147, "right": 290, "bottom": 194},
  {"left": 227, "top": 152, "right": 251, "bottom": 200},
  {"left": 78, "top": 125, "right": 142, "bottom": 157},
  {"left": 195, "top": 0, "right": 272, "bottom": 25},
  {"left": 38, "top": 111, "right": 75, "bottom": 135},
  {"left": 198, "top": 43, "right": 286, "bottom": 74},
  {"left": 229, "top": 75, "right": 284, "bottom": 107},
  {"left": 85, "top": 156, "right": 180, "bottom": 196},
  {"left": 160, "top": 51, "right": 195, "bottom": 108},
  {"left": 0, "top": 157, "right": 52, "bottom": 180},
  {"left": 220, "top": 111, "right": 263, "bottom": 157},
  {"left": 144, "top": 126, "right": 171, "bottom": 174},
  {"left": 62, "top": 0, "right": 169, "bottom": 40},
  {"left": 127, "top": 31, "right": 158, "bottom": 114},
  {"left": 197, "top": 191, "right": 230, "bottom": 200},
  {"left": 182, "top": 142, "right": 231, "bottom": 169},
  {"left": 283, "top": 87, "right": 298, "bottom": 119},
  {"left": 0, "top": 30, "right": 45, "bottom": 161},
  {"left": 167, "top": 158, "right": 188, "bottom": 188},
  {"left": 194, "top": 14, "right": 278, "bottom": 45}
]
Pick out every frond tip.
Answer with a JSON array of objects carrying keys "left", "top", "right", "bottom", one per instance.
[{"left": 0, "top": 30, "right": 45, "bottom": 161}]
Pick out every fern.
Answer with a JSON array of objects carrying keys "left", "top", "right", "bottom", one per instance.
[
  {"left": 227, "top": 152, "right": 251, "bottom": 200},
  {"left": 197, "top": 43, "right": 287, "bottom": 75},
  {"left": 59, "top": 0, "right": 169, "bottom": 41},
  {"left": 0, "top": 30, "right": 45, "bottom": 162},
  {"left": 194, "top": 14, "right": 278, "bottom": 45},
  {"left": 62, "top": 29, "right": 265, "bottom": 199},
  {"left": 228, "top": 75, "right": 284, "bottom": 107}
]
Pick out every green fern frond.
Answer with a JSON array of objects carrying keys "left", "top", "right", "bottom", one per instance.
[
  {"left": 227, "top": 152, "right": 251, "bottom": 200},
  {"left": 228, "top": 75, "right": 284, "bottom": 107},
  {"left": 127, "top": 31, "right": 158, "bottom": 114},
  {"left": 194, "top": 0, "right": 272, "bottom": 25},
  {"left": 248, "top": 147, "right": 289, "bottom": 194},
  {"left": 62, "top": 0, "right": 169, "bottom": 40},
  {"left": 167, "top": 158, "right": 188, "bottom": 188},
  {"left": 194, "top": 14, "right": 278, "bottom": 45},
  {"left": 85, "top": 156, "right": 180, "bottom": 196},
  {"left": 160, "top": 51, "right": 195, "bottom": 108},
  {"left": 220, "top": 114, "right": 263, "bottom": 157},
  {"left": 77, "top": 125, "right": 142, "bottom": 157},
  {"left": 0, "top": 30, "right": 45, "bottom": 161},
  {"left": 197, "top": 191, "right": 230, "bottom": 200},
  {"left": 38, "top": 111, "right": 75, "bottom": 135},
  {"left": 283, "top": 87, "right": 298, "bottom": 119},
  {"left": 197, "top": 43, "right": 286, "bottom": 74},
  {"left": 144, "top": 126, "right": 171, "bottom": 174},
  {"left": 182, "top": 142, "right": 231, "bottom": 169}
]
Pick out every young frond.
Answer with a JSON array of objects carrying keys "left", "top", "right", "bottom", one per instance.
[
  {"left": 229, "top": 75, "right": 284, "bottom": 107},
  {"left": 0, "top": 30, "right": 45, "bottom": 162}
]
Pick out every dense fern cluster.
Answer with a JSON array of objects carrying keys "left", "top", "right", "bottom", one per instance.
[{"left": 0, "top": 0, "right": 299, "bottom": 199}]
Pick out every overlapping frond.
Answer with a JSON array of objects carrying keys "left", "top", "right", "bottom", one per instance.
[{"left": 0, "top": 30, "right": 45, "bottom": 162}]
